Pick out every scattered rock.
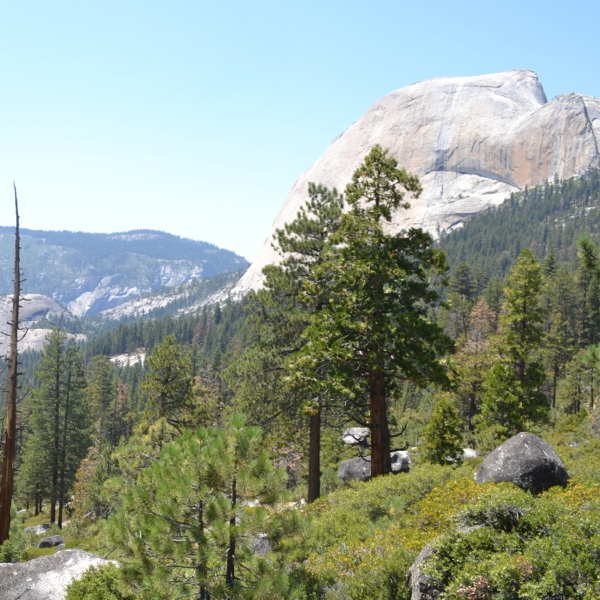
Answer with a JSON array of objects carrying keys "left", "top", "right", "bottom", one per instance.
[
  {"left": 474, "top": 432, "right": 569, "bottom": 495},
  {"left": 24, "top": 524, "right": 50, "bottom": 535},
  {"left": 0, "top": 548, "right": 115, "bottom": 600},
  {"left": 250, "top": 534, "right": 273, "bottom": 557},
  {"left": 38, "top": 535, "right": 64, "bottom": 549},
  {"left": 391, "top": 450, "right": 411, "bottom": 473},
  {"left": 338, "top": 450, "right": 410, "bottom": 482},
  {"left": 342, "top": 427, "right": 369, "bottom": 446}
]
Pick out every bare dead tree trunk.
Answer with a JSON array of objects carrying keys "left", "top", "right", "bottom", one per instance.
[{"left": 0, "top": 184, "right": 22, "bottom": 544}]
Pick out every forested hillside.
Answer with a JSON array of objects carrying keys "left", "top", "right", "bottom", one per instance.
[
  {"left": 438, "top": 169, "right": 600, "bottom": 277},
  {"left": 5, "top": 160, "right": 600, "bottom": 599}
]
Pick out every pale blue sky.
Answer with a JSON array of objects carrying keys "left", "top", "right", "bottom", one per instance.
[{"left": 1, "top": 0, "right": 599, "bottom": 261}]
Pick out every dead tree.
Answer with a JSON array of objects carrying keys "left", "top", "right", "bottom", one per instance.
[{"left": 0, "top": 184, "right": 23, "bottom": 544}]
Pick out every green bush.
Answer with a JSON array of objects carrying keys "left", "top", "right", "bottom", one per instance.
[
  {"left": 22, "top": 546, "right": 56, "bottom": 561},
  {"left": 425, "top": 482, "right": 600, "bottom": 599},
  {"left": 64, "top": 563, "right": 134, "bottom": 600},
  {"left": 0, "top": 503, "right": 30, "bottom": 562}
]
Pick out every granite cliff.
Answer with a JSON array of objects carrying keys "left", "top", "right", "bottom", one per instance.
[{"left": 235, "top": 70, "right": 600, "bottom": 293}]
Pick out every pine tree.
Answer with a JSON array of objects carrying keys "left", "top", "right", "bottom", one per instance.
[
  {"left": 19, "top": 330, "right": 91, "bottom": 526},
  {"left": 447, "top": 299, "right": 496, "bottom": 439},
  {"left": 420, "top": 395, "right": 464, "bottom": 465},
  {"left": 294, "top": 146, "right": 453, "bottom": 477},
  {"left": 0, "top": 187, "right": 22, "bottom": 545},
  {"left": 108, "top": 416, "right": 297, "bottom": 599},
  {"left": 143, "top": 335, "right": 200, "bottom": 433},
  {"left": 478, "top": 249, "right": 548, "bottom": 440},
  {"left": 226, "top": 182, "right": 343, "bottom": 502}
]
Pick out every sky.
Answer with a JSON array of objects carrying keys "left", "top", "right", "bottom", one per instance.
[{"left": 1, "top": 0, "right": 600, "bottom": 262}]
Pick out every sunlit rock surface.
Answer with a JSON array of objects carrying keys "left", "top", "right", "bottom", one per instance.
[{"left": 236, "top": 70, "right": 600, "bottom": 293}]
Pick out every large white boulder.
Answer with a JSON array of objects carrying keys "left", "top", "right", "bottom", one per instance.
[{"left": 0, "top": 549, "right": 115, "bottom": 600}]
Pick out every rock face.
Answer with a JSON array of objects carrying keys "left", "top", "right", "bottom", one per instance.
[
  {"left": 338, "top": 450, "right": 410, "bottom": 482},
  {"left": 235, "top": 70, "right": 600, "bottom": 293},
  {"left": 0, "top": 294, "right": 86, "bottom": 355},
  {"left": 24, "top": 524, "right": 51, "bottom": 535},
  {"left": 474, "top": 432, "right": 569, "bottom": 494},
  {"left": 0, "top": 228, "right": 248, "bottom": 317},
  {"left": 0, "top": 549, "right": 114, "bottom": 600}
]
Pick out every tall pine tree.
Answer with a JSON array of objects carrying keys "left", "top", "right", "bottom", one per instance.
[
  {"left": 294, "top": 146, "right": 453, "bottom": 477},
  {"left": 479, "top": 249, "right": 548, "bottom": 441},
  {"left": 226, "top": 182, "right": 343, "bottom": 502},
  {"left": 19, "top": 330, "right": 90, "bottom": 526}
]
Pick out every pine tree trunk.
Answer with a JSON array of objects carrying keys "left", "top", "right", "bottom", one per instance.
[
  {"left": 0, "top": 188, "right": 21, "bottom": 544},
  {"left": 369, "top": 367, "right": 391, "bottom": 477},
  {"left": 58, "top": 370, "right": 72, "bottom": 528},
  {"left": 50, "top": 367, "right": 61, "bottom": 524},
  {"left": 198, "top": 499, "right": 209, "bottom": 600},
  {"left": 226, "top": 475, "right": 236, "bottom": 594},
  {"left": 308, "top": 406, "right": 321, "bottom": 503}
]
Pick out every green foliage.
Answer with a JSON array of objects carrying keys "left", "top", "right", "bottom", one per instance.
[
  {"left": 0, "top": 503, "right": 29, "bottom": 562},
  {"left": 421, "top": 395, "right": 464, "bottom": 465},
  {"left": 18, "top": 330, "right": 91, "bottom": 523},
  {"left": 65, "top": 564, "right": 134, "bottom": 600},
  {"left": 291, "top": 467, "right": 482, "bottom": 599},
  {"left": 22, "top": 546, "right": 56, "bottom": 561},
  {"left": 295, "top": 146, "right": 453, "bottom": 476},
  {"left": 425, "top": 482, "right": 600, "bottom": 600},
  {"left": 438, "top": 169, "right": 600, "bottom": 279},
  {"left": 478, "top": 249, "right": 548, "bottom": 442},
  {"left": 108, "top": 415, "right": 298, "bottom": 599},
  {"left": 143, "top": 334, "right": 208, "bottom": 431}
]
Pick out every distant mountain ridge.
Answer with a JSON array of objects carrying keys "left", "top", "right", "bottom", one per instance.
[{"left": 0, "top": 228, "right": 248, "bottom": 316}]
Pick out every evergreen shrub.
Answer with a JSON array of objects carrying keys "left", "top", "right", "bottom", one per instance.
[{"left": 64, "top": 563, "right": 134, "bottom": 600}]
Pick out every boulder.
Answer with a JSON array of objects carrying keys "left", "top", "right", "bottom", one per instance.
[
  {"left": 38, "top": 535, "right": 64, "bottom": 548},
  {"left": 408, "top": 543, "right": 442, "bottom": 600},
  {"left": 250, "top": 533, "right": 273, "bottom": 557},
  {"left": 342, "top": 427, "right": 369, "bottom": 446},
  {"left": 24, "top": 524, "right": 50, "bottom": 535},
  {"left": 474, "top": 432, "right": 569, "bottom": 495},
  {"left": 338, "top": 450, "right": 410, "bottom": 482},
  {"left": 0, "top": 549, "right": 114, "bottom": 600}
]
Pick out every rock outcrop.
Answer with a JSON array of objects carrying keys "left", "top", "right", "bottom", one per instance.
[
  {"left": 474, "top": 432, "right": 569, "bottom": 494},
  {"left": 0, "top": 294, "right": 86, "bottom": 355},
  {"left": 0, "top": 549, "right": 114, "bottom": 600},
  {"left": 341, "top": 427, "right": 369, "bottom": 447},
  {"left": 409, "top": 543, "right": 442, "bottom": 600},
  {"left": 235, "top": 70, "right": 600, "bottom": 293}
]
